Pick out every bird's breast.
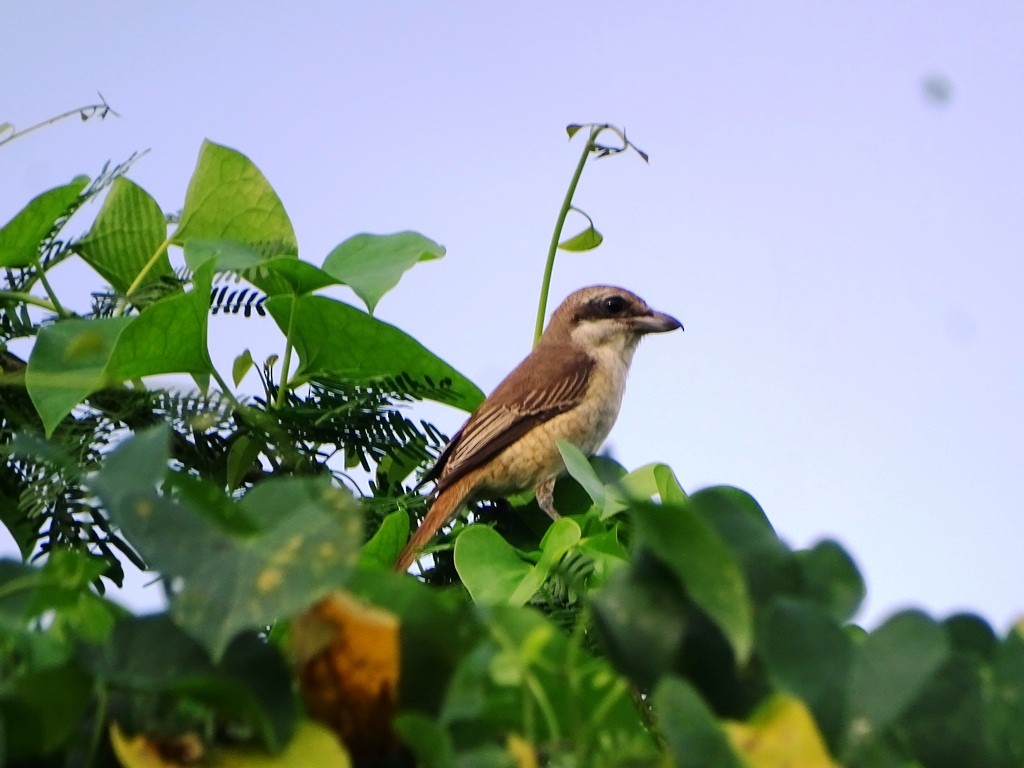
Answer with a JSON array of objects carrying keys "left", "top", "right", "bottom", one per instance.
[{"left": 478, "top": 351, "right": 631, "bottom": 495}]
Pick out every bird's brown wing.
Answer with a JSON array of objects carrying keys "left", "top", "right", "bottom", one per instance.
[{"left": 425, "top": 344, "right": 595, "bottom": 494}]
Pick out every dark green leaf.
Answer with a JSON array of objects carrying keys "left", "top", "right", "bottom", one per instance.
[
  {"left": 322, "top": 231, "right": 445, "bottom": 312},
  {"left": 0, "top": 176, "right": 87, "bottom": 268},
  {"left": 565, "top": 123, "right": 584, "bottom": 139},
  {"left": 75, "top": 177, "right": 170, "bottom": 292},
  {"left": 688, "top": 485, "right": 797, "bottom": 605},
  {"left": 899, "top": 654, "right": 990, "bottom": 768},
  {"left": 758, "top": 598, "right": 853, "bottom": 748},
  {"left": 0, "top": 661, "right": 93, "bottom": 760},
  {"left": 796, "top": 539, "right": 866, "bottom": 623},
  {"left": 653, "top": 676, "right": 744, "bottom": 768},
  {"left": 943, "top": 612, "right": 997, "bottom": 661},
  {"left": 225, "top": 434, "right": 262, "bottom": 490},
  {"left": 845, "top": 610, "right": 948, "bottom": 749},
  {"left": 265, "top": 294, "right": 483, "bottom": 411},
  {"left": 988, "top": 622, "right": 1024, "bottom": 767},
  {"left": 360, "top": 509, "right": 410, "bottom": 570},
  {"left": 93, "top": 615, "right": 297, "bottom": 752},
  {"left": 631, "top": 499, "right": 754, "bottom": 663},
  {"left": 393, "top": 713, "right": 454, "bottom": 768},
  {"left": 591, "top": 552, "right": 689, "bottom": 690}
]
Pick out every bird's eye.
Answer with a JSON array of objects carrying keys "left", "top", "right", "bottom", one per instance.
[{"left": 603, "top": 295, "right": 627, "bottom": 315}]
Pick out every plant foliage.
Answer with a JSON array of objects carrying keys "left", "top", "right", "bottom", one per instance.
[{"left": 0, "top": 118, "right": 1019, "bottom": 768}]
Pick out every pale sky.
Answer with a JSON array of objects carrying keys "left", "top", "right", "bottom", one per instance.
[{"left": 3, "top": 1, "right": 1022, "bottom": 628}]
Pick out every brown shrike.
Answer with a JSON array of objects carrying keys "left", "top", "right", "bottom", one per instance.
[{"left": 394, "top": 285, "right": 682, "bottom": 572}]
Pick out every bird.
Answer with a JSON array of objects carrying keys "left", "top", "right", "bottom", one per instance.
[{"left": 393, "top": 285, "right": 682, "bottom": 572}]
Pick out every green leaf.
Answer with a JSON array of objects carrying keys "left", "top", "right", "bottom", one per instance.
[
  {"left": 172, "top": 479, "right": 362, "bottom": 658},
  {"left": 0, "top": 661, "right": 93, "bottom": 761},
  {"left": 942, "top": 612, "right": 997, "bottom": 661},
  {"left": 603, "top": 462, "right": 686, "bottom": 518},
  {"left": 0, "top": 487, "right": 34, "bottom": 559},
  {"left": 556, "top": 439, "right": 605, "bottom": 508},
  {"left": 183, "top": 243, "right": 338, "bottom": 296},
  {"left": 173, "top": 140, "right": 297, "bottom": 258},
  {"left": 322, "top": 231, "right": 445, "bottom": 313},
  {"left": 565, "top": 123, "right": 584, "bottom": 139},
  {"left": 591, "top": 552, "right": 689, "bottom": 689},
  {"left": 507, "top": 517, "right": 581, "bottom": 605},
  {"left": 74, "top": 177, "right": 170, "bottom": 292},
  {"left": 631, "top": 499, "right": 754, "bottom": 663},
  {"left": 105, "top": 261, "right": 215, "bottom": 381},
  {"left": 898, "top": 653, "right": 989, "bottom": 768},
  {"left": 988, "top": 622, "right": 1024, "bottom": 766},
  {"left": 654, "top": 676, "right": 744, "bottom": 768},
  {"left": 846, "top": 610, "right": 948, "bottom": 747},
  {"left": 796, "top": 539, "right": 866, "bottom": 623},
  {"left": 94, "top": 431, "right": 363, "bottom": 659},
  {"left": 454, "top": 525, "right": 531, "bottom": 605},
  {"left": 558, "top": 224, "right": 603, "bottom": 252},
  {"left": 226, "top": 434, "right": 262, "bottom": 490},
  {"left": 95, "top": 615, "right": 298, "bottom": 752},
  {"left": 25, "top": 317, "right": 132, "bottom": 436},
  {"left": 248, "top": 255, "right": 340, "bottom": 295},
  {"left": 360, "top": 509, "right": 410, "bottom": 570},
  {"left": 26, "top": 265, "right": 216, "bottom": 434},
  {"left": 688, "top": 486, "right": 796, "bottom": 606},
  {"left": 233, "top": 349, "right": 255, "bottom": 386},
  {"left": 264, "top": 294, "right": 483, "bottom": 411},
  {"left": 0, "top": 176, "right": 87, "bottom": 268},
  {"left": 758, "top": 598, "right": 853, "bottom": 748},
  {"left": 393, "top": 713, "right": 454, "bottom": 768}
]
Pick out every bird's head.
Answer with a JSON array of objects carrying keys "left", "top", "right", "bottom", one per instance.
[{"left": 544, "top": 285, "right": 683, "bottom": 355}]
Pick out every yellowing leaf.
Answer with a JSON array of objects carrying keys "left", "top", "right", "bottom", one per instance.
[
  {"left": 506, "top": 733, "right": 539, "bottom": 768},
  {"left": 292, "top": 592, "right": 400, "bottom": 762},
  {"left": 217, "top": 722, "right": 351, "bottom": 768},
  {"left": 725, "top": 694, "right": 840, "bottom": 768}
]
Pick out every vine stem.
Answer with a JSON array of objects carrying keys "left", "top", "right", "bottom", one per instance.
[
  {"left": 274, "top": 298, "right": 298, "bottom": 409},
  {"left": 120, "top": 235, "right": 172, "bottom": 314},
  {"left": 32, "top": 260, "right": 71, "bottom": 317},
  {"left": 0, "top": 290, "right": 59, "bottom": 313},
  {"left": 533, "top": 125, "right": 603, "bottom": 347},
  {"left": 0, "top": 96, "right": 118, "bottom": 149}
]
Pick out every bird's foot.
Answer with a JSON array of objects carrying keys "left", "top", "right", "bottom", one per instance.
[{"left": 535, "top": 476, "right": 560, "bottom": 521}]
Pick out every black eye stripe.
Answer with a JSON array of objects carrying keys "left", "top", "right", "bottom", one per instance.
[{"left": 573, "top": 295, "right": 635, "bottom": 322}]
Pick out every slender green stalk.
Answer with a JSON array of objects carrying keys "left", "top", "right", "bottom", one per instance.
[
  {"left": 210, "top": 367, "right": 243, "bottom": 411},
  {"left": 274, "top": 298, "right": 299, "bottom": 409},
  {"left": 83, "top": 682, "right": 108, "bottom": 768},
  {"left": 120, "top": 235, "right": 172, "bottom": 313},
  {"left": 32, "top": 260, "right": 71, "bottom": 317},
  {"left": 533, "top": 125, "right": 602, "bottom": 346},
  {"left": 0, "top": 290, "right": 59, "bottom": 313},
  {"left": 0, "top": 97, "right": 118, "bottom": 149}
]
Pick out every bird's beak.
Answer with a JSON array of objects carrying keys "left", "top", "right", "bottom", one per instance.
[{"left": 631, "top": 308, "right": 683, "bottom": 334}]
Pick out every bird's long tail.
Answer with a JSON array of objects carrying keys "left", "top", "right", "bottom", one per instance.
[{"left": 393, "top": 475, "right": 475, "bottom": 573}]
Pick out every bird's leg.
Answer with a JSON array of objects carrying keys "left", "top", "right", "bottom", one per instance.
[{"left": 535, "top": 476, "right": 560, "bottom": 521}]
